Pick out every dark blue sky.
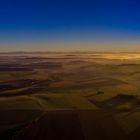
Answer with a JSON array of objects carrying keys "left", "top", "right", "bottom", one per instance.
[{"left": 0, "top": 0, "right": 140, "bottom": 43}]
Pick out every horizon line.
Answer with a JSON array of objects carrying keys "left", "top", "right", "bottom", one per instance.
[{"left": 1, "top": 51, "right": 140, "bottom": 54}]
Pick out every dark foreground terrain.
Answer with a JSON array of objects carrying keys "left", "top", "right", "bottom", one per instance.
[
  {"left": 0, "top": 52, "right": 140, "bottom": 140},
  {"left": 13, "top": 110, "right": 127, "bottom": 140}
]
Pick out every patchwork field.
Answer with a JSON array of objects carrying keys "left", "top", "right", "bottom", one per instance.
[{"left": 0, "top": 52, "right": 140, "bottom": 139}]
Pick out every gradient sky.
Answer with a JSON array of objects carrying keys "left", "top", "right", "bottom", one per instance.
[{"left": 0, "top": 0, "right": 140, "bottom": 51}]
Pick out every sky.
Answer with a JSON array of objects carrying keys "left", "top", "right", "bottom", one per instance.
[{"left": 0, "top": 0, "right": 140, "bottom": 51}]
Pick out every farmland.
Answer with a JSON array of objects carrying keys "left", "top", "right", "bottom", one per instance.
[{"left": 0, "top": 52, "right": 140, "bottom": 139}]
